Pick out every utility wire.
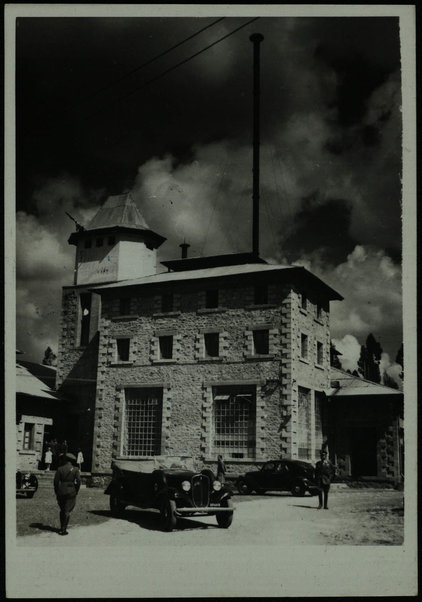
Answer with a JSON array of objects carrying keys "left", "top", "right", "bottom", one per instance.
[
  {"left": 64, "top": 18, "right": 226, "bottom": 115},
  {"left": 84, "top": 17, "right": 260, "bottom": 124}
]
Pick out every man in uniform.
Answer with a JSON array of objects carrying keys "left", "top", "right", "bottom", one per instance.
[
  {"left": 54, "top": 452, "right": 81, "bottom": 535},
  {"left": 315, "top": 449, "right": 336, "bottom": 510}
]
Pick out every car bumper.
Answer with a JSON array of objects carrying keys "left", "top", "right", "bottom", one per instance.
[{"left": 175, "top": 506, "right": 234, "bottom": 515}]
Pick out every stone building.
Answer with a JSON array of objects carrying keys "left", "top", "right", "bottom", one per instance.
[{"left": 55, "top": 192, "right": 402, "bottom": 484}]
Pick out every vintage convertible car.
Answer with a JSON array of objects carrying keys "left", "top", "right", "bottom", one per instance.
[
  {"left": 236, "top": 459, "right": 318, "bottom": 496},
  {"left": 16, "top": 471, "right": 38, "bottom": 498},
  {"left": 104, "top": 459, "right": 234, "bottom": 531}
]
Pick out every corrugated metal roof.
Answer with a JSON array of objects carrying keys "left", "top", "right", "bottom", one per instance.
[
  {"left": 90, "top": 262, "right": 343, "bottom": 300},
  {"left": 16, "top": 363, "right": 62, "bottom": 401},
  {"left": 326, "top": 368, "right": 402, "bottom": 397},
  {"left": 86, "top": 192, "right": 149, "bottom": 231}
]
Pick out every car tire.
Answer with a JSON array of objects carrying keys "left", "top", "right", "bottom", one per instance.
[
  {"left": 216, "top": 498, "right": 233, "bottom": 528},
  {"left": 291, "top": 482, "right": 306, "bottom": 497},
  {"left": 160, "top": 498, "right": 177, "bottom": 532},
  {"left": 237, "top": 479, "right": 252, "bottom": 495},
  {"left": 110, "top": 494, "right": 126, "bottom": 517}
]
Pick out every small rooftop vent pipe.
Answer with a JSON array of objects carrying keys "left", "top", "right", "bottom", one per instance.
[{"left": 180, "top": 241, "right": 190, "bottom": 259}]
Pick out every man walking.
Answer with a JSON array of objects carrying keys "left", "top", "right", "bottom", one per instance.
[
  {"left": 54, "top": 452, "right": 81, "bottom": 535},
  {"left": 315, "top": 449, "right": 335, "bottom": 510}
]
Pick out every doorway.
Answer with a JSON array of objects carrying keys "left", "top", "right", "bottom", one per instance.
[{"left": 349, "top": 426, "right": 378, "bottom": 477}]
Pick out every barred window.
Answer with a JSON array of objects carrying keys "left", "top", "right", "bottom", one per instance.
[
  {"left": 317, "top": 341, "right": 324, "bottom": 365},
  {"left": 298, "top": 386, "right": 311, "bottom": 460},
  {"left": 116, "top": 338, "right": 130, "bottom": 362},
  {"left": 205, "top": 289, "right": 219, "bottom": 308},
  {"left": 122, "top": 388, "right": 163, "bottom": 456},
  {"left": 159, "top": 335, "right": 173, "bottom": 359},
  {"left": 253, "top": 330, "right": 269, "bottom": 355},
  {"left": 254, "top": 284, "right": 268, "bottom": 305},
  {"left": 204, "top": 332, "right": 219, "bottom": 357},
  {"left": 213, "top": 386, "right": 256, "bottom": 459}
]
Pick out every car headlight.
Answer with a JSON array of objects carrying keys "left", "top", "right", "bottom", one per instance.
[
  {"left": 181, "top": 480, "right": 191, "bottom": 492},
  {"left": 213, "top": 480, "right": 222, "bottom": 491}
]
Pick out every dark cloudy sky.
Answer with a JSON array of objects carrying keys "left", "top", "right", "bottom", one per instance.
[{"left": 15, "top": 15, "right": 403, "bottom": 380}]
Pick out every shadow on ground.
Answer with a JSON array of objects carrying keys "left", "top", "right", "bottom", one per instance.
[
  {"left": 89, "top": 508, "right": 220, "bottom": 532},
  {"left": 29, "top": 523, "right": 60, "bottom": 534}
]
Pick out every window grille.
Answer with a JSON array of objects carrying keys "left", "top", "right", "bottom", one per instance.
[
  {"left": 253, "top": 330, "right": 269, "bottom": 355},
  {"left": 80, "top": 293, "right": 92, "bottom": 346},
  {"left": 205, "top": 289, "right": 219, "bottom": 308},
  {"left": 23, "top": 423, "right": 35, "bottom": 450},
  {"left": 116, "top": 338, "right": 130, "bottom": 362},
  {"left": 122, "top": 388, "right": 163, "bottom": 456},
  {"left": 317, "top": 341, "right": 323, "bottom": 365},
  {"left": 159, "top": 335, "right": 173, "bottom": 359},
  {"left": 301, "top": 333, "right": 308, "bottom": 359},
  {"left": 161, "top": 293, "right": 174, "bottom": 313},
  {"left": 254, "top": 284, "right": 268, "bottom": 305},
  {"left": 213, "top": 387, "right": 256, "bottom": 459},
  {"left": 298, "top": 387, "right": 311, "bottom": 459},
  {"left": 204, "top": 332, "right": 219, "bottom": 357},
  {"left": 119, "top": 297, "right": 131, "bottom": 315}
]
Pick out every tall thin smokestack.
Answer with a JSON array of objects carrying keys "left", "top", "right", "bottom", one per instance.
[{"left": 250, "top": 32, "right": 264, "bottom": 257}]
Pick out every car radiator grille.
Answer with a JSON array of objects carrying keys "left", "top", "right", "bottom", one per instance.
[{"left": 191, "top": 474, "right": 210, "bottom": 508}]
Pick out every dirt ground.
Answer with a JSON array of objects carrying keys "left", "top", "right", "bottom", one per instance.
[{"left": 16, "top": 485, "right": 403, "bottom": 545}]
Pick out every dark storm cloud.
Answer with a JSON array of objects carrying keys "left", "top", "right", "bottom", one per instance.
[{"left": 15, "top": 16, "right": 403, "bottom": 369}]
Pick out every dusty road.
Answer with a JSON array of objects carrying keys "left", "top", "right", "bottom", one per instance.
[{"left": 16, "top": 486, "right": 403, "bottom": 546}]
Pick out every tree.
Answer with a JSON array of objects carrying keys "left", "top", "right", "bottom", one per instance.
[
  {"left": 42, "top": 346, "right": 57, "bottom": 367},
  {"left": 357, "top": 333, "right": 382, "bottom": 383},
  {"left": 330, "top": 341, "right": 342, "bottom": 369},
  {"left": 395, "top": 343, "right": 404, "bottom": 379}
]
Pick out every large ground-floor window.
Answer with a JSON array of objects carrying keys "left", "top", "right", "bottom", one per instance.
[
  {"left": 212, "top": 385, "right": 256, "bottom": 459},
  {"left": 122, "top": 388, "right": 163, "bottom": 456},
  {"left": 297, "top": 386, "right": 312, "bottom": 460}
]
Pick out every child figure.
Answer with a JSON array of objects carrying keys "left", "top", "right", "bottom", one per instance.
[
  {"left": 44, "top": 446, "right": 53, "bottom": 471},
  {"left": 76, "top": 448, "right": 84, "bottom": 472}
]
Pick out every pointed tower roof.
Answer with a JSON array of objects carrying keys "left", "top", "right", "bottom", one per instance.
[
  {"left": 68, "top": 191, "right": 165, "bottom": 248},
  {"left": 86, "top": 192, "right": 149, "bottom": 231}
]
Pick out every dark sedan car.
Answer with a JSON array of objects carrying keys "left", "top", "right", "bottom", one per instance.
[
  {"left": 16, "top": 471, "right": 38, "bottom": 498},
  {"left": 105, "top": 460, "right": 234, "bottom": 531},
  {"left": 236, "top": 459, "right": 318, "bottom": 496}
]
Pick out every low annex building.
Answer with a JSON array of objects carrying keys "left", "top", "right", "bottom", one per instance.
[{"left": 55, "top": 192, "right": 402, "bottom": 485}]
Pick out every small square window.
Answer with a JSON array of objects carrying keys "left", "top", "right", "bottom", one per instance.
[
  {"left": 96, "top": 238, "right": 103, "bottom": 247},
  {"left": 116, "top": 338, "right": 130, "bottom": 362},
  {"left": 204, "top": 332, "right": 219, "bottom": 357},
  {"left": 84, "top": 239, "right": 92, "bottom": 249},
  {"left": 161, "top": 293, "right": 174, "bottom": 313},
  {"left": 300, "top": 294, "right": 307, "bottom": 311},
  {"left": 23, "top": 423, "right": 35, "bottom": 450},
  {"left": 253, "top": 330, "right": 269, "bottom": 355},
  {"left": 205, "top": 289, "right": 219, "bottom": 308},
  {"left": 119, "top": 298, "right": 131, "bottom": 315},
  {"left": 301, "top": 333, "right": 308, "bottom": 359},
  {"left": 108, "top": 236, "right": 115, "bottom": 245},
  {"left": 317, "top": 341, "right": 324, "bottom": 365},
  {"left": 159, "top": 336, "right": 173, "bottom": 359},
  {"left": 254, "top": 285, "right": 268, "bottom": 305}
]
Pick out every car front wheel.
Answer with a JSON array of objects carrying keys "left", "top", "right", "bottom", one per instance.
[
  {"left": 237, "top": 479, "right": 252, "bottom": 495},
  {"left": 160, "top": 498, "right": 177, "bottom": 532},
  {"left": 216, "top": 498, "right": 233, "bottom": 528},
  {"left": 110, "top": 494, "right": 126, "bottom": 517},
  {"left": 291, "top": 482, "right": 306, "bottom": 497}
]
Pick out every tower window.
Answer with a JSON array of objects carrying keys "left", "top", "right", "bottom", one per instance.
[
  {"left": 301, "top": 333, "right": 308, "bottom": 359},
  {"left": 108, "top": 236, "right": 115, "bottom": 245},
  {"left": 253, "top": 330, "right": 269, "bottom": 355},
  {"left": 204, "top": 332, "right": 219, "bottom": 358},
  {"left": 316, "top": 304, "right": 323, "bottom": 320},
  {"left": 96, "top": 238, "right": 103, "bottom": 247},
  {"left": 300, "top": 294, "right": 307, "bottom": 311},
  {"left": 254, "top": 285, "right": 268, "bottom": 305},
  {"left": 80, "top": 293, "right": 92, "bottom": 346},
  {"left": 84, "top": 239, "right": 92, "bottom": 249},
  {"left": 159, "top": 336, "right": 173, "bottom": 360},
  {"left": 161, "top": 293, "right": 174, "bottom": 313},
  {"left": 317, "top": 341, "right": 324, "bottom": 365},
  {"left": 205, "top": 289, "right": 219, "bottom": 308},
  {"left": 116, "top": 338, "right": 130, "bottom": 362}
]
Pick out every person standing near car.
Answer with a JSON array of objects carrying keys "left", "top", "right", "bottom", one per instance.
[
  {"left": 54, "top": 452, "right": 81, "bottom": 535},
  {"left": 44, "top": 446, "right": 53, "bottom": 471},
  {"left": 217, "top": 455, "right": 226, "bottom": 483},
  {"left": 315, "top": 449, "right": 335, "bottom": 510}
]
